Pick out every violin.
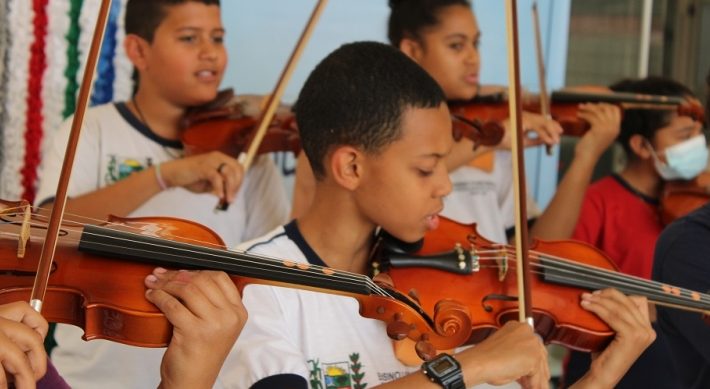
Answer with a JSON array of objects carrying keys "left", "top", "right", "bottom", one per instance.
[
  {"left": 179, "top": 89, "right": 301, "bottom": 158},
  {"left": 372, "top": 216, "right": 710, "bottom": 357},
  {"left": 660, "top": 171, "right": 710, "bottom": 225},
  {"left": 449, "top": 89, "right": 706, "bottom": 138},
  {"left": 0, "top": 199, "right": 466, "bottom": 352}
]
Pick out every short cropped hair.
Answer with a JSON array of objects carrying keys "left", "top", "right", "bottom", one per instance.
[
  {"left": 387, "top": 0, "right": 471, "bottom": 46},
  {"left": 294, "top": 41, "right": 446, "bottom": 179},
  {"left": 610, "top": 76, "right": 695, "bottom": 158},
  {"left": 125, "top": 0, "right": 220, "bottom": 42}
]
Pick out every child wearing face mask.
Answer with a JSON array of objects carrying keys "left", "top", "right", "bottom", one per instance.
[{"left": 562, "top": 76, "right": 707, "bottom": 388}]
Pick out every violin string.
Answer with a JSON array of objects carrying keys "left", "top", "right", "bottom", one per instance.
[
  {"left": 489, "top": 249, "right": 710, "bottom": 304},
  {"left": 521, "top": 248, "right": 710, "bottom": 304},
  {"left": 444, "top": 238, "right": 710, "bottom": 306},
  {"left": 1, "top": 216, "right": 399, "bottom": 301},
  {"left": 461, "top": 240, "right": 710, "bottom": 306},
  {"left": 74, "top": 227, "right": 396, "bottom": 299},
  {"left": 471, "top": 251, "right": 710, "bottom": 308},
  {"left": 0, "top": 213, "right": 383, "bottom": 295},
  {"left": 14, "top": 206, "right": 235, "bottom": 250}
]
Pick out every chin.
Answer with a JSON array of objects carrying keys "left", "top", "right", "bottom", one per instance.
[
  {"left": 392, "top": 228, "right": 427, "bottom": 244},
  {"left": 185, "top": 90, "right": 219, "bottom": 106},
  {"left": 451, "top": 89, "right": 477, "bottom": 102}
]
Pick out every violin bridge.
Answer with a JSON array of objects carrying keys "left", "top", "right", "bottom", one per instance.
[
  {"left": 496, "top": 249, "right": 508, "bottom": 281},
  {"left": 17, "top": 203, "right": 31, "bottom": 258}
]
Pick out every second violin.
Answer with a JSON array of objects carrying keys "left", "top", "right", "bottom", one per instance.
[{"left": 449, "top": 89, "right": 705, "bottom": 138}]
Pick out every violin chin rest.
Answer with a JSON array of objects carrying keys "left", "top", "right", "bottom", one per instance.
[{"left": 377, "top": 230, "right": 424, "bottom": 254}]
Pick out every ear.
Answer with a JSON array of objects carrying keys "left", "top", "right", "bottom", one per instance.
[
  {"left": 629, "top": 134, "right": 653, "bottom": 161},
  {"left": 124, "top": 34, "right": 150, "bottom": 71},
  {"left": 329, "top": 145, "right": 364, "bottom": 191},
  {"left": 399, "top": 37, "right": 423, "bottom": 63}
]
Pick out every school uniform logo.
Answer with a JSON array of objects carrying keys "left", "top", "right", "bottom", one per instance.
[
  {"left": 308, "top": 353, "right": 368, "bottom": 389},
  {"left": 105, "top": 155, "right": 152, "bottom": 184}
]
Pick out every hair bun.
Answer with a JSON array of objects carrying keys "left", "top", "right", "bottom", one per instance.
[{"left": 388, "top": 0, "right": 406, "bottom": 9}]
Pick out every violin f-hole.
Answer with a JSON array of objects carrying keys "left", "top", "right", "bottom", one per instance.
[{"left": 481, "top": 294, "right": 518, "bottom": 313}]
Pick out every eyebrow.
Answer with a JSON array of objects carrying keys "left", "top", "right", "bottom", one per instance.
[
  {"left": 444, "top": 32, "right": 480, "bottom": 41},
  {"left": 176, "top": 27, "right": 225, "bottom": 33}
]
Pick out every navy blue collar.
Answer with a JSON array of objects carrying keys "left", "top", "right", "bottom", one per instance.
[
  {"left": 283, "top": 220, "right": 328, "bottom": 267},
  {"left": 612, "top": 174, "right": 659, "bottom": 205},
  {"left": 114, "top": 102, "right": 183, "bottom": 149}
]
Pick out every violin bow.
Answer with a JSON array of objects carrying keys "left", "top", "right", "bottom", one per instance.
[
  {"left": 215, "top": 0, "right": 328, "bottom": 211},
  {"left": 239, "top": 0, "right": 327, "bottom": 169},
  {"left": 505, "top": 0, "right": 534, "bottom": 326},
  {"left": 531, "top": 1, "right": 553, "bottom": 156},
  {"left": 30, "top": 0, "right": 113, "bottom": 312}
]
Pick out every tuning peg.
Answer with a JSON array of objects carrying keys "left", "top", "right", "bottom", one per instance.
[
  {"left": 415, "top": 334, "right": 436, "bottom": 361},
  {"left": 386, "top": 313, "right": 411, "bottom": 340},
  {"left": 407, "top": 288, "right": 421, "bottom": 304}
]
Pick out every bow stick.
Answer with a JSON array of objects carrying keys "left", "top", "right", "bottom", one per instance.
[
  {"left": 30, "top": 0, "right": 113, "bottom": 312},
  {"left": 505, "top": 0, "right": 534, "bottom": 326},
  {"left": 216, "top": 0, "right": 329, "bottom": 211},
  {"left": 532, "top": 1, "right": 554, "bottom": 156}
]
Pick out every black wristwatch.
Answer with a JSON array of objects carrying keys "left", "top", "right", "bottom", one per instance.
[{"left": 421, "top": 353, "right": 465, "bottom": 389}]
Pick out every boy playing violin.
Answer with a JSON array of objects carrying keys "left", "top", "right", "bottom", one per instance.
[
  {"left": 0, "top": 269, "right": 246, "bottom": 389},
  {"left": 564, "top": 76, "right": 706, "bottom": 387},
  {"left": 34, "top": 0, "right": 288, "bottom": 387},
  {"left": 292, "top": 0, "right": 621, "bottom": 248},
  {"left": 651, "top": 68, "right": 710, "bottom": 389},
  {"left": 220, "top": 41, "right": 654, "bottom": 389}
]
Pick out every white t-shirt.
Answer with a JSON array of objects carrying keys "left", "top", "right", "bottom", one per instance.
[
  {"left": 36, "top": 102, "right": 290, "bottom": 389},
  {"left": 441, "top": 151, "right": 540, "bottom": 244},
  {"left": 217, "top": 222, "right": 518, "bottom": 389}
]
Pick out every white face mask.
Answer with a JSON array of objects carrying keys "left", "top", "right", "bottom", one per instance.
[{"left": 648, "top": 134, "right": 709, "bottom": 180}]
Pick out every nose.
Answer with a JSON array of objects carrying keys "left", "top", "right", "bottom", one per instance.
[
  {"left": 433, "top": 166, "right": 453, "bottom": 199},
  {"left": 464, "top": 45, "right": 479, "bottom": 67},
  {"left": 199, "top": 40, "right": 219, "bottom": 61}
]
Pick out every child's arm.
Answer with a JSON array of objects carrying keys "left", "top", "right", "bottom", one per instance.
[
  {"left": 0, "top": 301, "right": 49, "bottom": 388},
  {"left": 569, "top": 289, "right": 655, "bottom": 388},
  {"left": 378, "top": 321, "right": 550, "bottom": 388},
  {"left": 144, "top": 268, "right": 247, "bottom": 389},
  {"left": 40, "top": 151, "right": 244, "bottom": 221},
  {"left": 530, "top": 103, "right": 621, "bottom": 240}
]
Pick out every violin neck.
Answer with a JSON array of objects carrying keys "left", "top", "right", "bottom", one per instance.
[
  {"left": 540, "top": 256, "right": 710, "bottom": 315},
  {"left": 78, "top": 225, "right": 374, "bottom": 297},
  {"left": 551, "top": 90, "right": 684, "bottom": 106}
]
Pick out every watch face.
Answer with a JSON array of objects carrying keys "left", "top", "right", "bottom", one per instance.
[{"left": 431, "top": 356, "right": 456, "bottom": 374}]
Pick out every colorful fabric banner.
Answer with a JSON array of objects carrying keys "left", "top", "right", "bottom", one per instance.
[{"left": 0, "top": 0, "right": 131, "bottom": 202}]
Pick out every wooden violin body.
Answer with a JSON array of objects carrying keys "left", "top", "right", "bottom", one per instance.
[
  {"left": 180, "top": 90, "right": 301, "bottom": 157},
  {"left": 0, "top": 200, "right": 226, "bottom": 346},
  {"left": 374, "top": 216, "right": 710, "bottom": 354}
]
